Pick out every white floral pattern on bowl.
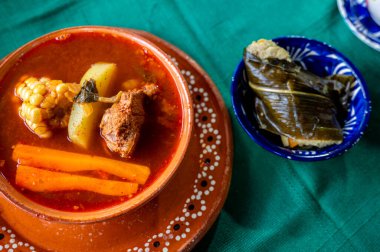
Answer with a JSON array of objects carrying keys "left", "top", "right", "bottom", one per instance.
[{"left": 338, "top": 0, "right": 380, "bottom": 51}]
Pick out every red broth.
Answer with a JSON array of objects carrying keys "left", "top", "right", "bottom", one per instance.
[{"left": 0, "top": 32, "right": 182, "bottom": 212}]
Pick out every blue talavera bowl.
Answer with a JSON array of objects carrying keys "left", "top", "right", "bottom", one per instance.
[
  {"left": 337, "top": 0, "right": 380, "bottom": 51},
  {"left": 231, "top": 36, "right": 371, "bottom": 161}
]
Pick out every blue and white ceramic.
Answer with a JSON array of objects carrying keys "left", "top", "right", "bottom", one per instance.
[
  {"left": 231, "top": 36, "right": 371, "bottom": 161},
  {"left": 367, "top": 0, "right": 380, "bottom": 26},
  {"left": 338, "top": 0, "right": 380, "bottom": 51}
]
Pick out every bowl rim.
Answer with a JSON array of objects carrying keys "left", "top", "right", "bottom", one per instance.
[
  {"left": 231, "top": 35, "right": 371, "bottom": 161},
  {"left": 337, "top": 0, "right": 380, "bottom": 51},
  {"left": 0, "top": 26, "right": 194, "bottom": 223}
]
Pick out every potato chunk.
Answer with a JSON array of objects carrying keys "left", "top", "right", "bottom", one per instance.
[{"left": 68, "top": 63, "right": 117, "bottom": 148}]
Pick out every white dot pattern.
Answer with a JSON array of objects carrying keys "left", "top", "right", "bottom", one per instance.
[
  {"left": 0, "top": 226, "right": 35, "bottom": 251},
  {"left": 131, "top": 62, "right": 223, "bottom": 251}
]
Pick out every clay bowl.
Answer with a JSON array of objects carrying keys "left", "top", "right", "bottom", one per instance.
[{"left": 0, "top": 26, "right": 193, "bottom": 223}]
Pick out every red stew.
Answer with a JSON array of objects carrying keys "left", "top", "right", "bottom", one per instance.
[{"left": 0, "top": 32, "right": 182, "bottom": 212}]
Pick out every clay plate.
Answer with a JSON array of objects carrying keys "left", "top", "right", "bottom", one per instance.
[{"left": 0, "top": 29, "right": 233, "bottom": 251}]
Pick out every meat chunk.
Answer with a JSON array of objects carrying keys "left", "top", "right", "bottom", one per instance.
[{"left": 100, "top": 84, "right": 158, "bottom": 157}]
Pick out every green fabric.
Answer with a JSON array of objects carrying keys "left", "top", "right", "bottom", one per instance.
[{"left": 1, "top": 0, "right": 380, "bottom": 251}]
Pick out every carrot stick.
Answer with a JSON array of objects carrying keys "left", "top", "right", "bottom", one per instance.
[
  {"left": 16, "top": 165, "right": 138, "bottom": 196},
  {"left": 12, "top": 144, "right": 150, "bottom": 184}
]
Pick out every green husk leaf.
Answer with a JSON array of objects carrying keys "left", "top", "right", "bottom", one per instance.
[
  {"left": 73, "top": 79, "right": 99, "bottom": 103},
  {"left": 243, "top": 50, "right": 354, "bottom": 142},
  {"left": 73, "top": 79, "right": 122, "bottom": 104}
]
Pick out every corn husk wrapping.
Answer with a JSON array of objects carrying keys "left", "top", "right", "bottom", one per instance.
[{"left": 244, "top": 50, "right": 354, "bottom": 145}]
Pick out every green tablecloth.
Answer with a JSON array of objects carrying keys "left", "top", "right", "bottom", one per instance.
[{"left": 1, "top": 0, "right": 380, "bottom": 251}]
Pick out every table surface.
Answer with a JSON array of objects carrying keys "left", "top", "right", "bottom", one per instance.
[{"left": 1, "top": 0, "right": 380, "bottom": 251}]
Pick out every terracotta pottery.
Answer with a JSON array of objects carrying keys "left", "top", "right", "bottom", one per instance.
[
  {"left": 0, "top": 28, "right": 233, "bottom": 251},
  {"left": 0, "top": 26, "right": 193, "bottom": 223}
]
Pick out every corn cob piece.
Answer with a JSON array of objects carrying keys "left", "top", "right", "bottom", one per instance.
[{"left": 15, "top": 76, "right": 81, "bottom": 138}]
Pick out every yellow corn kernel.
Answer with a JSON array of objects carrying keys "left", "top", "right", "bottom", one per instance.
[
  {"left": 19, "top": 106, "right": 25, "bottom": 118},
  {"left": 40, "top": 96, "right": 56, "bottom": 109},
  {"left": 15, "top": 83, "right": 26, "bottom": 96},
  {"left": 26, "top": 103, "right": 34, "bottom": 114},
  {"left": 25, "top": 120, "right": 38, "bottom": 133},
  {"left": 68, "top": 83, "right": 81, "bottom": 94},
  {"left": 33, "top": 124, "right": 52, "bottom": 138},
  {"left": 15, "top": 87, "right": 23, "bottom": 98},
  {"left": 64, "top": 91, "right": 76, "bottom": 102},
  {"left": 21, "top": 103, "right": 32, "bottom": 117},
  {"left": 20, "top": 102, "right": 26, "bottom": 112},
  {"left": 27, "top": 120, "right": 43, "bottom": 131},
  {"left": 28, "top": 82, "right": 39, "bottom": 90},
  {"left": 20, "top": 88, "right": 32, "bottom": 101},
  {"left": 25, "top": 77, "right": 38, "bottom": 85},
  {"left": 29, "top": 94, "right": 44, "bottom": 106},
  {"left": 33, "top": 84, "right": 47, "bottom": 95},
  {"left": 29, "top": 108, "right": 43, "bottom": 123},
  {"left": 39, "top": 77, "right": 50, "bottom": 83},
  {"left": 56, "top": 83, "right": 68, "bottom": 94},
  {"left": 44, "top": 109, "right": 54, "bottom": 119}
]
